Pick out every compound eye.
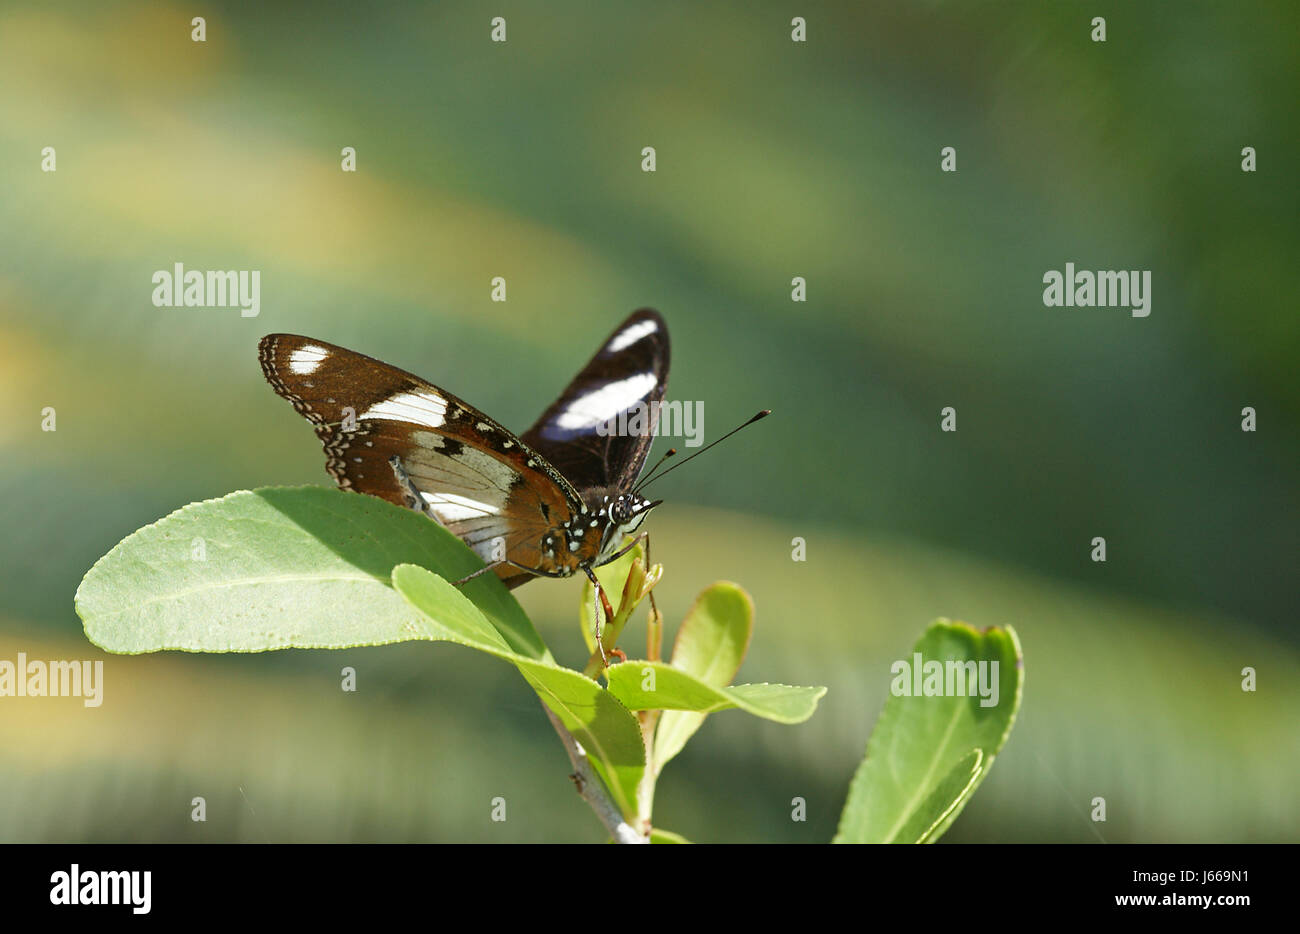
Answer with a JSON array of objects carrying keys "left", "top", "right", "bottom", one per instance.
[{"left": 610, "top": 497, "right": 630, "bottom": 525}]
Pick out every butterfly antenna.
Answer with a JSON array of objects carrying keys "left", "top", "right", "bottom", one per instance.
[
  {"left": 634, "top": 446, "right": 679, "bottom": 490},
  {"left": 634, "top": 410, "right": 771, "bottom": 494}
]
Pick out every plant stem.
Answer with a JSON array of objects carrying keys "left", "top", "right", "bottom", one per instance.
[
  {"left": 541, "top": 702, "right": 648, "bottom": 844},
  {"left": 646, "top": 605, "right": 662, "bottom": 661},
  {"left": 636, "top": 600, "right": 665, "bottom": 827},
  {"left": 636, "top": 708, "right": 662, "bottom": 829}
]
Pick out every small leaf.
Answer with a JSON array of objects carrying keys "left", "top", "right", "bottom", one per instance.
[
  {"left": 605, "top": 661, "right": 825, "bottom": 724},
  {"left": 393, "top": 564, "right": 645, "bottom": 817},
  {"left": 654, "top": 582, "right": 753, "bottom": 771},
  {"left": 75, "top": 487, "right": 545, "bottom": 658},
  {"left": 833, "top": 620, "right": 1023, "bottom": 844},
  {"left": 908, "top": 751, "right": 984, "bottom": 844}
]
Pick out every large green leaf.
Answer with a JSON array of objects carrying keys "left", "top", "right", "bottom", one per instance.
[
  {"left": 834, "top": 620, "right": 1023, "bottom": 843},
  {"left": 75, "top": 487, "right": 546, "bottom": 658},
  {"left": 392, "top": 564, "right": 646, "bottom": 818},
  {"left": 605, "top": 661, "right": 824, "bottom": 724},
  {"left": 654, "top": 582, "right": 754, "bottom": 770}
]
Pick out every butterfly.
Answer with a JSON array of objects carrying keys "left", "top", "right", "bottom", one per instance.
[{"left": 259, "top": 310, "right": 677, "bottom": 658}]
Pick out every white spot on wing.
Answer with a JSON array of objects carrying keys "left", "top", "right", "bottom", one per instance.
[
  {"left": 421, "top": 492, "right": 500, "bottom": 522},
  {"left": 410, "top": 431, "right": 445, "bottom": 450},
  {"left": 444, "top": 445, "right": 518, "bottom": 491},
  {"left": 360, "top": 391, "right": 448, "bottom": 428},
  {"left": 607, "top": 318, "right": 658, "bottom": 353},
  {"left": 403, "top": 440, "right": 519, "bottom": 502},
  {"left": 289, "top": 345, "right": 328, "bottom": 375},
  {"left": 554, "top": 372, "right": 658, "bottom": 430}
]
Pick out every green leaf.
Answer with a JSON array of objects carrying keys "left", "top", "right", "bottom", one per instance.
[
  {"left": 834, "top": 620, "right": 1023, "bottom": 844},
  {"left": 606, "top": 660, "right": 825, "bottom": 723},
  {"left": 654, "top": 582, "right": 754, "bottom": 770},
  {"left": 906, "top": 750, "right": 984, "bottom": 844},
  {"left": 75, "top": 487, "right": 545, "bottom": 658},
  {"left": 392, "top": 563, "right": 646, "bottom": 818}
]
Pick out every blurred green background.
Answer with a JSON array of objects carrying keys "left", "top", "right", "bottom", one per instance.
[{"left": 2, "top": 0, "right": 1297, "bottom": 842}]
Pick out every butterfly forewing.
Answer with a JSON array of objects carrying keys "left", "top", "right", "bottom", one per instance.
[
  {"left": 521, "top": 308, "right": 670, "bottom": 490},
  {"left": 258, "top": 334, "right": 582, "bottom": 581}
]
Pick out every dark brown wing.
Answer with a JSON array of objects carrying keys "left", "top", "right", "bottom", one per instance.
[
  {"left": 520, "top": 309, "right": 670, "bottom": 491},
  {"left": 259, "top": 334, "right": 580, "bottom": 587}
]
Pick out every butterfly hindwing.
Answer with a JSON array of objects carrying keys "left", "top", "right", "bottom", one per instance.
[
  {"left": 258, "top": 334, "right": 582, "bottom": 578},
  {"left": 521, "top": 308, "right": 670, "bottom": 490}
]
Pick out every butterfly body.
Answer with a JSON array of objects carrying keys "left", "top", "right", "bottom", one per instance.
[
  {"left": 532, "top": 488, "right": 656, "bottom": 579},
  {"left": 258, "top": 310, "right": 670, "bottom": 591}
]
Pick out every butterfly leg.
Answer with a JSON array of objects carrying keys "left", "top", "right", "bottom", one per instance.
[
  {"left": 388, "top": 455, "right": 445, "bottom": 526},
  {"left": 594, "top": 530, "right": 659, "bottom": 603},
  {"left": 596, "top": 532, "right": 646, "bottom": 565},
  {"left": 583, "top": 565, "right": 616, "bottom": 667},
  {"left": 640, "top": 532, "right": 661, "bottom": 623},
  {"left": 593, "top": 532, "right": 659, "bottom": 660},
  {"left": 597, "top": 531, "right": 658, "bottom": 615},
  {"left": 453, "top": 562, "right": 504, "bottom": 585},
  {"left": 455, "top": 557, "right": 556, "bottom": 587}
]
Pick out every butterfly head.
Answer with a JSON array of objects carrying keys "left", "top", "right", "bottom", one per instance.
[
  {"left": 590, "top": 489, "right": 661, "bottom": 562},
  {"left": 536, "top": 491, "right": 660, "bottom": 578}
]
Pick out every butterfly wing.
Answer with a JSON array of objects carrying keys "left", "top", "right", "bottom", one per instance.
[
  {"left": 520, "top": 308, "right": 671, "bottom": 491},
  {"left": 259, "top": 334, "right": 581, "bottom": 587}
]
